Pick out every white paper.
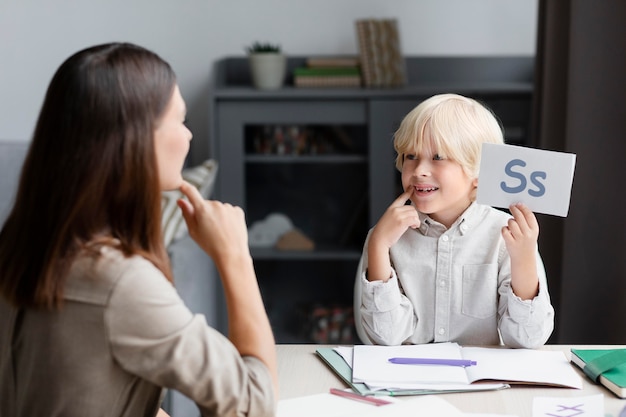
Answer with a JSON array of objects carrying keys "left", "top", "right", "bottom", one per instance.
[
  {"left": 276, "top": 393, "right": 382, "bottom": 417},
  {"left": 334, "top": 346, "right": 354, "bottom": 367},
  {"left": 352, "top": 343, "right": 469, "bottom": 386},
  {"left": 277, "top": 393, "right": 464, "bottom": 417},
  {"left": 462, "top": 347, "right": 583, "bottom": 389},
  {"left": 532, "top": 394, "right": 604, "bottom": 417},
  {"left": 360, "top": 396, "right": 465, "bottom": 416},
  {"left": 465, "top": 415, "right": 519, "bottom": 417},
  {"left": 350, "top": 343, "right": 507, "bottom": 392},
  {"left": 476, "top": 143, "right": 576, "bottom": 217},
  {"left": 349, "top": 343, "right": 582, "bottom": 392}
]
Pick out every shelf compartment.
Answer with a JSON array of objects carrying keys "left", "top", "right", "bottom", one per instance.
[
  {"left": 245, "top": 163, "right": 369, "bottom": 252},
  {"left": 254, "top": 259, "right": 359, "bottom": 344},
  {"left": 245, "top": 124, "right": 367, "bottom": 157},
  {"left": 245, "top": 155, "right": 367, "bottom": 164},
  {"left": 250, "top": 246, "right": 362, "bottom": 260}
]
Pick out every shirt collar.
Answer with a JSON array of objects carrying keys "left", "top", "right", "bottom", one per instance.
[{"left": 417, "top": 202, "right": 479, "bottom": 237}]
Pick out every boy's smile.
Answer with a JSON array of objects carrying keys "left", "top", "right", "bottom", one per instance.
[
  {"left": 414, "top": 184, "right": 439, "bottom": 195},
  {"left": 402, "top": 144, "right": 477, "bottom": 228}
]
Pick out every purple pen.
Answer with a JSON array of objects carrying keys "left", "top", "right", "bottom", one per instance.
[{"left": 388, "top": 357, "right": 477, "bottom": 367}]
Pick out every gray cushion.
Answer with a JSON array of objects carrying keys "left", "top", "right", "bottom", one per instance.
[{"left": 161, "top": 159, "right": 218, "bottom": 247}]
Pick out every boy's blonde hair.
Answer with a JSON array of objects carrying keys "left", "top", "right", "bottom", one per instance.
[{"left": 393, "top": 93, "right": 504, "bottom": 179}]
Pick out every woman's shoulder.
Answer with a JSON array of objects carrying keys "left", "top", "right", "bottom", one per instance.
[{"left": 65, "top": 246, "right": 172, "bottom": 306}]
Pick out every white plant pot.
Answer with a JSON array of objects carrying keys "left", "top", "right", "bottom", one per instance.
[{"left": 249, "top": 53, "right": 286, "bottom": 90}]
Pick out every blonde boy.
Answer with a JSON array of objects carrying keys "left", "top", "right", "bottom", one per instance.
[{"left": 357, "top": 94, "right": 554, "bottom": 348}]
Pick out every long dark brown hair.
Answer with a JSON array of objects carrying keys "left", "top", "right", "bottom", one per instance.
[{"left": 0, "top": 42, "right": 175, "bottom": 309}]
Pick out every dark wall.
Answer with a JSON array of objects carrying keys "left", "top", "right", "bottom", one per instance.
[{"left": 534, "top": 1, "right": 626, "bottom": 343}]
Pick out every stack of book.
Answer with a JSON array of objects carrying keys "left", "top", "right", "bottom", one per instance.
[
  {"left": 293, "top": 57, "right": 362, "bottom": 88},
  {"left": 355, "top": 18, "right": 407, "bottom": 87}
]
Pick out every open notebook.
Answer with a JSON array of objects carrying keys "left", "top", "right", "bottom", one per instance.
[
  {"left": 316, "top": 345, "right": 505, "bottom": 396},
  {"left": 318, "top": 342, "right": 582, "bottom": 396}
]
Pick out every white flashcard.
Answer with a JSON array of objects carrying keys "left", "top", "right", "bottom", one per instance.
[
  {"left": 532, "top": 394, "right": 604, "bottom": 417},
  {"left": 476, "top": 143, "right": 576, "bottom": 217}
]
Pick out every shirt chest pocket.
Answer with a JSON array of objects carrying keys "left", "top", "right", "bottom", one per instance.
[{"left": 461, "top": 264, "right": 498, "bottom": 319}]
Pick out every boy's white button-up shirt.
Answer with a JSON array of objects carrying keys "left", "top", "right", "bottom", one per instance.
[{"left": 359, "top": 202, "right": 554, "bottom": 348}]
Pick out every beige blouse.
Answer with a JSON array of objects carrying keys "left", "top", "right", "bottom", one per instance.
[{"left": 0, "top": 246, "right": 275, "bottom": 417}]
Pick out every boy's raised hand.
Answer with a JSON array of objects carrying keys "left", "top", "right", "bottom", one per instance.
[
  {"left": 366, "top": 188, "right": 420, "bottom": 282},
  {"left": 502, "top": 203, "right": 540, "bottom": 300},
  {"left": 370, "top": 188, "right": 420, "bottom": 250},
  {"left": 501, "top": 203, "right": 539, "bottom": 260}
]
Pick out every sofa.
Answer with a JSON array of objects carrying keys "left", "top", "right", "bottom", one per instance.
[{"left": 0, "top": 140, "right": 221, "bottom": 417}]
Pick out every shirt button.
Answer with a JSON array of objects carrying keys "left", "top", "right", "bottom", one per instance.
[
  {"left": 438, "top": 328, "right": 445, "bottom": 335},
  {"left": 442, "top": 235, "right": 449, "bottom": 242},
  {"left": 460, "top": 224, "right": 468, "bottom": 232},
  {"left": 439, "top": 280, "right": 446, "bottom": 287}
]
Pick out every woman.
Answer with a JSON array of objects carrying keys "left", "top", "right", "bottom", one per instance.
[{"left": 0, "top": 42, "right": 277, "bottom": 417}]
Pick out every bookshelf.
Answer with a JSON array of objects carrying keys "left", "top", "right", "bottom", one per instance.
[{"left": 209, "top": 56, "right": 534, "bottom": 343}]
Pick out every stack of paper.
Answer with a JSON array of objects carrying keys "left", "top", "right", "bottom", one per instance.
[{"left": 319, "top": 342, "right": 582, "bottom": 396}]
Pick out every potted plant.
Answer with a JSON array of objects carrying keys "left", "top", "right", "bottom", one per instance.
[{"left": 246, "top": 42, "right": 286, "bottom": 90}]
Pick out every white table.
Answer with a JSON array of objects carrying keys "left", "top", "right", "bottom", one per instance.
[{"left": 276, "top": 344, "right": 626, "bottom": 417}]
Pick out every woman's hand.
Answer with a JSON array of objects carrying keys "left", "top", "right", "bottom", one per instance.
[{"left": 177, "top": 181, "right": 251, "bottom": 266}]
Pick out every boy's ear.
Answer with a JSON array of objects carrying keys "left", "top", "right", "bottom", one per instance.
[{"left": 470, "top": 178, "right": 479, "bottom": 202}]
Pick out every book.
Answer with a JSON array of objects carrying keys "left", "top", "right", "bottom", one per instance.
[
  {"left": 293, "top": 67, "right": 361, "bottom": 77},
  {"left": 355, "top": 19, "right": 407, "bottom": 87},
  {"left": 318, "top": 343, "right": 583, "bottom": 396},
  {"left": 294, "top": 75, "right": 361, "bottom": 88},
  {"left": 306, "top": 56, "right": 360, "bottom": 68},
  {"left": 293, "top": 66, "right": 362, "bottom": 88},
  {"left": 354, "top": 20, "right": 375, "bottom": 86},
  {"left": 570, "top": 348, "right": 626, "bottom": 398},
  {"left": 316, "top": 347, "right": 371, "bottom": 396}
]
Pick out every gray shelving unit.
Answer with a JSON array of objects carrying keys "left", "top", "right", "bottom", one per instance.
[{"left": 209, "top": 56, "right": 534, "bottom": 343}]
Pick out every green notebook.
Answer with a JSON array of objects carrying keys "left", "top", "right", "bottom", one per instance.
[
  {"left": 315, "top": 347, "right": 371, "bottom": 396},
  {"left": 570, "top": 348, "right": 626, "bottom": 398}
]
